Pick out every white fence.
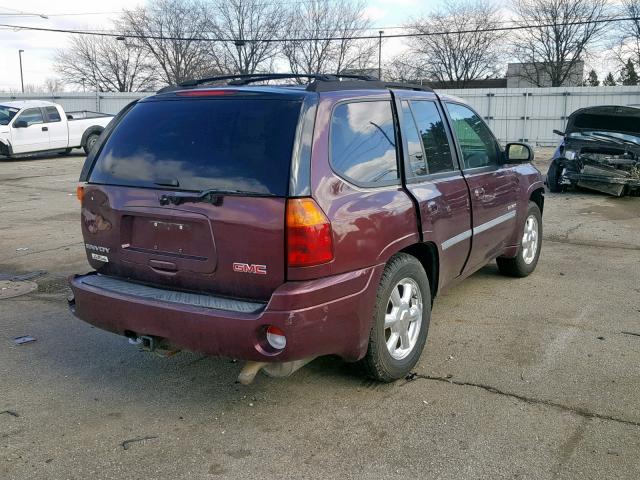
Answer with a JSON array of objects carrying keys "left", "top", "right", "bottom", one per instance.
[
  {"left": 2, "top": 86, "right": 640, "bottom": 146},
  {"left": 442, "top": 86, "right": 640, "bottom": 146},
  {"left": 0, "top": 92, "right": 146, "bottom": 116}
]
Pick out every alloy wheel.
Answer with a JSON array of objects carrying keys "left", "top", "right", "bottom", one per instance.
[{"left": 384, "top": 278, "right": 423, "bottom": 360}]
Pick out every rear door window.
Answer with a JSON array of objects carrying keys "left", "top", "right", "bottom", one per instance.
[
  {"left": 89, "top": 98, "right": 303, "bottom": 196},
  {"left": 409, "top": 101, "right": 456, "bottom": 175},
  {"left": 400, "top": 101, "right": 428, "bottom": 177},
  {"left": 330, "top": 100, "right": 399, "bottom": 186},
  {"left": 45, "top": 106, "right": 61, "bottom": 122}
]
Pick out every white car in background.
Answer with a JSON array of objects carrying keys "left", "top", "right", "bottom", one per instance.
[{"left": 0, "top": 100, "right": 114, "bottom": 158}]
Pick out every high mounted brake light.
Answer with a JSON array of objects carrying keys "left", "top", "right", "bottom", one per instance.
[
  {"left": 175, "top": 89, "right": 238, "bottom": 97},
  {"left": 286, "top": 198, "right": 333, "bottom": 267}
]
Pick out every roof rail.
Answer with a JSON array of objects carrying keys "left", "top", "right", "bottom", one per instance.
[
  {"left": 156, "top": 73, "right": 432, "bottom": 94},
  {"left": 307, "top": 79, "right": 432, "bottom": 93}
]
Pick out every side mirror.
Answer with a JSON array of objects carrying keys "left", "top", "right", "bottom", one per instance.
[
  {"left": 505, "top": 142, "right": 534, "bottom": 163},
  {"left": 553, "top": 129, "right": 565, "bottom": 136},
  {"left": 13, "top": 120, "right": 28, "bottom": 128}
]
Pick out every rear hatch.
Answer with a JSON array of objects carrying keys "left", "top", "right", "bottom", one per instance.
[{"left": 81, "top": 91, "right": 304, "bottom": 301}]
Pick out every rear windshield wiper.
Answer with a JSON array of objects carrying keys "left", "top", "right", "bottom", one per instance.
[{"left": 159, "top": 188, "right": 275, "bottom": 206}]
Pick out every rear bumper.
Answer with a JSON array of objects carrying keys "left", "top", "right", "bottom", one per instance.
[{"left": 68, "top": 265, "right": 383, "bottom": 362}]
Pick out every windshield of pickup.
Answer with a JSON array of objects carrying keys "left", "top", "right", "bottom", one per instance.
[
  {"left": 89, "top": 97, "right": 303, "bottom": 195},
  {"left": 0, "top": 105, "right": 20, "bottom": 125}
]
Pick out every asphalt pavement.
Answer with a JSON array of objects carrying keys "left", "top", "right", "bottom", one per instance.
[{"left": 1, "top": 152, "right": 639, "bottom": 480}]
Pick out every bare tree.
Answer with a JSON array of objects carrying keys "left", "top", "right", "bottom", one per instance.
[
  {"left": 206, "top": 0, "right": 287, "bottom": 75},
  {"left": 55, "top": 33, "right": 156, "bottom": 92},
  {"left": 122, "top": 0, "right": 213, "bottom": 85},
  {"left": 44, "top": 78, "right": 65, "bottom": 93},
  {"left": 404, "top": 1, "right": 505, "bottom": 88},
  {"left": 281, "top": 0, "right": 375, "bottom": 79},
  {"left": 384, "top": 54, "right": 427, "bottom": 83},
  {"left": 611, "top": 0, "right": 640, "bottom": 71},
  {"left": 511, "top": 0, "right": 608, "bottom": 87}
]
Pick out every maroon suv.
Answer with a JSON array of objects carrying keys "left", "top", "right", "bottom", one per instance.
[{"left": 69, "top": 74, "right": 544, "bottom": 382}]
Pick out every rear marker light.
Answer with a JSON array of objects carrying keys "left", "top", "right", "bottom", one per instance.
[
  {"left": 76, "top": 185, "right": 84, "bottom": 203},
  {"left": 286, "top": 198, "right": 334, "bottom": 267},
  {"left": 266, "top": 326, "right": 286, "bottom": 350}
]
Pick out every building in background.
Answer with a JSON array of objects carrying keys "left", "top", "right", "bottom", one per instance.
[
  {"left": 506, "top": 61, "right": 585, "bottom": 88},
  {"left": 427, "top": 78, "right": 507, "bottom": 89}
]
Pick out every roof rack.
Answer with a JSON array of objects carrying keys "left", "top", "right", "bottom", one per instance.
[{"left": 157, "top": 73, "right": 432, "bottom": 94}]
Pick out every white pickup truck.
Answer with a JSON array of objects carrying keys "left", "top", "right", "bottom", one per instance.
[{"left": 0, "top": 100, "right": 114, "bottom": 157}]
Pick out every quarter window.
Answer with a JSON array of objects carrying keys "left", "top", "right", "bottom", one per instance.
[
  {"left": 15, "top": 108, "right": 44, "bottom": 127},
  {"left": 409, "top": 101, "right": 456, "bottom": 175},
  {"left": 330, "top": 101, "right": 399, "bottom": 185},
  {"left": 45, "top": 106, "right": 61, "bottom": 122},
  {"left": 445, "top": 103, "right": 499, "bottom": 169}
]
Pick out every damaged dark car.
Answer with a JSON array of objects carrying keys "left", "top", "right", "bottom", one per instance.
[{"left": 547, "top": 105, "right": 640, "bottom": 196}]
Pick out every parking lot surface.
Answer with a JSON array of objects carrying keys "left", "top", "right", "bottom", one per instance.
[{"left": 1, "top": 152, "right": 639, "bottom": 480}]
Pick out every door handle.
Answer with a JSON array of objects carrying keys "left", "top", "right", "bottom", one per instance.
[
  {"left": 149, "top": 259, "right": 177, "bottom": 272},
  {"left": 42, "top": 126, "right": 48, "bottom": 131},
  {"left": 473, "top": 187, "right": 485, "bottom": 199},
  {"left": 427, "top": 202, "right": 439, "bottom": 214}
]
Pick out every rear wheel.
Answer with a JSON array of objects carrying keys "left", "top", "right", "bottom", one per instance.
[
  {"left": 360, "top": 253, "right": 431, "bottom": 382},
  {"left": 497, "top": 201, "right": 542, "bottom": 278},
  {"left": 83, "top": 133, "right": 100, "bottom": 155}
]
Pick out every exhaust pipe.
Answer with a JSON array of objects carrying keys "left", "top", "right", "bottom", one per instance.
[{"left": 237, "top": 357, "right": 317, "bottom": 385}]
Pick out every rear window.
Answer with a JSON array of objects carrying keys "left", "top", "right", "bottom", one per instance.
[
  {"left": 89, "top": 98, "right": 303, "bottom": 195},
  {"left": 45, "top": 106, "right": 61, "bottom": 122}
]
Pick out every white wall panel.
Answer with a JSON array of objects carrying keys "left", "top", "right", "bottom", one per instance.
[{"left": 2, "top": 86, "right": 639, "bottom": 146}]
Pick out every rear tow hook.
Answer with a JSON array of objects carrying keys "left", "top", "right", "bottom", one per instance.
[{"left": 129, "top": 335, "right": 179, "bottom": 357}]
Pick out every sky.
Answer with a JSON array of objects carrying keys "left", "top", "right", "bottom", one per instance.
[{"left": 0, "top": 0, "right": 623, "bottom": 91}]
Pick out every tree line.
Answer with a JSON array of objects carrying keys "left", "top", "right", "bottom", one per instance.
[{"left": 47, "top": 0, "right": 640, "bottom": 92}]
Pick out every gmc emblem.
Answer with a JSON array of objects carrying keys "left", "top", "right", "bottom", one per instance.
[{"left": 233, "top": 263, "right": 267, "bottom": 275}]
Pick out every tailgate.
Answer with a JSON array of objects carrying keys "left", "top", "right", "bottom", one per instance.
[
  {"left": 81, "top": 93, "right": 305, "bottom": 301},
  {"left": 82, "top": 185, "right": 286, "bottom": 301}
]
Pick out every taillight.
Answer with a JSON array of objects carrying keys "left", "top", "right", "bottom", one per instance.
[
  {"left": 76, "top": 185, "right": 84, "bottom": 203},
  {"left": 286, "top": 198, "right": 333, "bottom": 267}
]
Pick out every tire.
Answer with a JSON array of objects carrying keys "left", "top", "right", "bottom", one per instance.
[
  {"left": 360, "top": 253, "right": 431, "bottom": 382},
  {"left": 546, "top": 159, "right": 563, "bottom": 193},
  {"left": 497, "top": 201, "right": 542, "bottom": 278},
  {"left": 83, "top": 133, "right": 100, "bottom": 155}
]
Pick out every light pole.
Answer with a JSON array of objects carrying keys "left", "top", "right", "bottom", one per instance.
[
  {"left": 234, "top": 40, "right": 246, "bottom": 75},
  {"left": 18, "top": 49, "right": 24, "bottom": 93},
  {"left": 378, "top": 31, "right": 384, "bottom": 80}
]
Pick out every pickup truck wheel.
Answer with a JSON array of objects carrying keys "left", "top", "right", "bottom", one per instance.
[
  {"left": 360, "top": 253, "right": 431, "bottom": 382},
  {"left": 497, "top": 201, "right": 542, "bottom": 278},
  {"left": 83, "top": 133, "right": 100, "bottom": 154}
]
